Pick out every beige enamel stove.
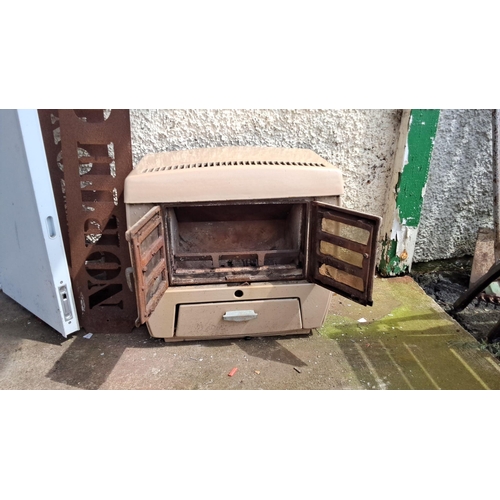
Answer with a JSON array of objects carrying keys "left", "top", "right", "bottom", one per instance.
[{"left": 124, "top": 147, "right": 380, "bottom": 341}]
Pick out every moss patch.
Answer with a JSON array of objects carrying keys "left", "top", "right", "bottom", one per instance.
[{"left": 317, "top": 277, "right": 500, "bottom": 389}]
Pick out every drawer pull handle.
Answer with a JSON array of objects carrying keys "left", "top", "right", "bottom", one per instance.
[{"left": 223, "top": 310, "right": 258, "bottom": 322}]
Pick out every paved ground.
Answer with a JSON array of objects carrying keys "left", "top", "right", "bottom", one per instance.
[{"left": 1, "top": 276, "right": 500, "bottom": 390}]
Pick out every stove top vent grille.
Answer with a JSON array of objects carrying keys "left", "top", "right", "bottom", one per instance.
[{"left": 141, "top": 160, "right": 326, "bottom": 174}]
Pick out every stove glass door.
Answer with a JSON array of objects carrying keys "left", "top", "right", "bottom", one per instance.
[
  {"left": 307, "top": 202, "right": 381, "bottom": 306},
  {"left": 125, "top": 205, "right": 168, "bottom": 324}
]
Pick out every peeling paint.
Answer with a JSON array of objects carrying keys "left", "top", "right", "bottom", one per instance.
[
  {"left": 396, "top": 110, "right": 440, "bottom": 229},
  {"left": 379, "top": 110, "right": 440, "bottom": 276},
  {"left": 383, "top": 208, "right": 420, "bottom": 273},
  {"left": 403, "top": 115, "right": 411, "bottom": 166}
]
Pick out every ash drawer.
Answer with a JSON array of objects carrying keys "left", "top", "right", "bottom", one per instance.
[{"left": 175, "top": 299, "right": 302, "bottom": 338}]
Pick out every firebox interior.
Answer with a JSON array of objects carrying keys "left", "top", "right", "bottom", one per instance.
[{"left": 165, "top": 202, "right": 307, "bottom": 285}]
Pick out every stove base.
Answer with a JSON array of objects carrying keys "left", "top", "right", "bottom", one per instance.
[
  {"left": 163, "top": 329, "right": 313, "bottom": 342},
  {"left": 146, "top": 281, "right": 331, "bottom": 340}
]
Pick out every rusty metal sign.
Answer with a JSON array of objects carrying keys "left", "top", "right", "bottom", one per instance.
[{"left": 38, "top": 109, "right": 137, "bottom": 333}]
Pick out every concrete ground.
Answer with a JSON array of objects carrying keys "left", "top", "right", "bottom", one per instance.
[{"left": 1, "top": 276, "right": 500, "bottom": 390}]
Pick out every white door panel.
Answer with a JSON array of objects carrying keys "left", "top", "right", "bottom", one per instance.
[{"left": 0, "top": 109, "right": 79, "bottom": 337}]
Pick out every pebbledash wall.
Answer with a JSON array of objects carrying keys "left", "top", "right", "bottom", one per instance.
[
  {"left": 129, "top": 109, "right": 403, "bottom": 216},
  {"left": 128, "top": 109, "right": 494, "bottom": 264},
  {"left": 413, "top": 109, "right": 493, "bottom": 262}
]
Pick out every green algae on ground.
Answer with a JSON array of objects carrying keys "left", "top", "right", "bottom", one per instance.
[
  {"left": 317, "top": 278, "right": 500, "bottom": 389},
  {"left": 319, "top": 304, "right": 450, "bottom": 340}
]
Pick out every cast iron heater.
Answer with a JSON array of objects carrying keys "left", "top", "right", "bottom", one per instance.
[{"left": 124, "top": 147, "right": 380, "bottom": 341}]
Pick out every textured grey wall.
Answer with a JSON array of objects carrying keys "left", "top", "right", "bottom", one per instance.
[
  {"left": 414, "top": 110, "right": 493, "bottom": 262},
  {"left": 128, "top": 109, "right": 493, "bottom": 262},
  {"left": 129, "top": 109, "right": 402, "bottom": 217}
]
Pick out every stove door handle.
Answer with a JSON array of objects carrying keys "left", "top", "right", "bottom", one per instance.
[{"left": 223, "top": 310, "right": 258, "bottom": 322}]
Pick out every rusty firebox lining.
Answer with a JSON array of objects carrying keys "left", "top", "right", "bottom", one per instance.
[{"left": 38, "top": 109, "right": 137, "bottom": 334}]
